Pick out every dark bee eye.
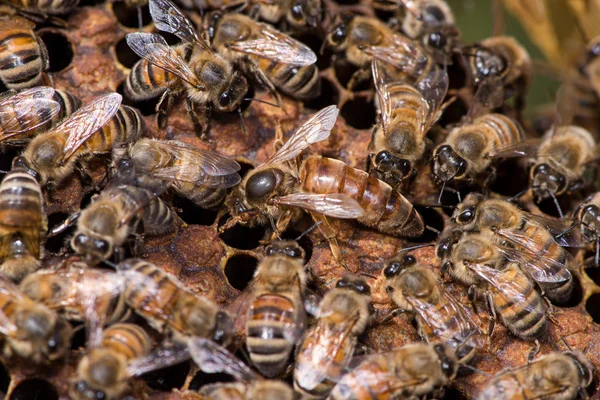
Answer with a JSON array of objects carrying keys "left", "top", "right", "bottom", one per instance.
[
  {"left": 266, "top": 246, "right": 277, "bottom": 256},
  {"left": 246, "top": 170, "right": 278, "bottom": 200},
  {"left": 404, "top": 255, "right": 416, "bottom": 265},
  {"left": 383, "top": 262, "right": 402, "bottom": 278},
  {"left": 427, "top": 32, "right": 447, "bottom": 48},
  {"left": 291, "top": 1, "right": 303, "bottom": 19},
  {"left": 457, "top": 206, "right": 475, "bottom": 223},
  {"left": 354, "top": 281, "right": 370, "bottom": 294},
  {"left": 73, "top": 234, "right": 88, "bottom": 248},
  {"left": 336, "top": 279, "right": 349, "bottom": 288},
  {"left": 375, "top": 151, "right": 391, "bottom": 164},
  {"left": 284, "top": 246, "right": 302, "bottom": 258},
  {"left": 95, "top": 239, "right": 109, "bottom": 254},
  {"left": 219, "top": 92, "right": 230, "bottom": 107},
  {"left": 331, "top": 24, "right": 346, "bottom": 44}
]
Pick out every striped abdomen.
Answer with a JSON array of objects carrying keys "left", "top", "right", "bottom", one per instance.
[
  {"left": 198, "top": 383, "right": 247, "bottom": 400},
  {"left": 329, "top": 357, "right": 394, "bottom": 400},
  {"left": 492, "top": 264, "right": 548, "bottom": 341},
  {"left": 117, "top": 185, "right": 174, "bottom": 235},
  {"left": 6, "top": 0, "right": 79, "bottom": 13},
  {"left": 100, "top": 323, "right": 151, "bottom": 361},
  {"left": 246, "top": 294, "right": 297, "bottom": 378},
  {"left": 472, "top": 113, "right": 524, "bottom": 153},
  {"left": 51, "top": 89, "right": 81, "bottom": 126},
  {"left": 0, "top": 26, "right": 47, "bottom": 90},
  {"left": 257, "top": 58, "right": 320, "bottom": 100},
  {"left": 299, "top": 156, "right": 424, "bottom": 237},
  {"left": 125, "top": 52, "right": 181, "bottom": 100}
]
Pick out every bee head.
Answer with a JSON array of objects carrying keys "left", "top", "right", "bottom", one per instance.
[
  {"left": 217, "top": 72, "right": 248, "bottom": 112},
  {"left": 71, "top": 233, "right": 113, "bottom": 263},
  {"left": 436, "top": 230, "right": 463, "bottom": 261},
  {"left": 433, "top": 343, "right": 459, "bottom": 380},
  {"left": 471, "top": 46, "right": 508, "bottom": 83},
  {"left": 265, "top": 240, "right": 305, "bottom": 260},
  {"left": 245, "top": 168, "right": 284, "bottom": 203},
  {"left": 335, "top": 275, "right": 371, "bottom": 295},
  {"left": 288, "top": 0, "right": 321, "bottom": 28},
  {"left": 451, "top": 193, "right": 483, "bottom": 225},
  {"left": 531, "top": 163, "right": 567, "bottom": 200},
  {"left": 564, "top": 351, "right": 594, "bottom": 388},
  {"left": 433, "top": 144, "right": 467, "bottom": 182},
  {"left": 580, "top": 203, "right": 600, "bottom": 240},
  {"left": 327, "top": 15, "right": 353, "bottom": 49},
  {"left": 45, "top": 316, "right": 72, "bottom": 360},
  {"left": 383, "top": 255, "right": 416, "bottom": 278},
  {"left": 375, "top": 151, "right": 413, "bottom": 181}
]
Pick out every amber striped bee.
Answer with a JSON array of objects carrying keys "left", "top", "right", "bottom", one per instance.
[
  {"left": 2, "top": 0, "right": 78, "bottom": 16},
  {"left": 294, "top": 274, "right": 372, "bottom": 397},
  {"left": 476, "top": 350, "right": 593, "bottom": 400},
  {"left": 328, "top": 342, "right": 458, "bottom": 400},
  {"left": 368, "top": 60, "right": 449, "bottom": 186},
  {"left": 0, "top": 167, "right": 47, "bottom": 281},
  {"left": 0, "top": 17, "right": 48, "bottom": 91},
  {"left": 325, "top": 15, "right": 431, "bottom": 90},
  {"left": 225, "top": 240, "right": 307, "bottom": 377},
  {"left": 205, "top": 11, "right": 320, "bottom": 101},
  {"left": 126, "top": 0, "right": 248, "bottom": 134},
  {"left": 187, "top": 337, "right": 295, "bottom": 400},
  {"left": 70, "top": 184, "right": 175, "bottom": 263},
  {"left": 225, "top": 105, "right": 423, "bottom": 262},
  {"left": 451, "top": 193, "right": 576, "bottom": 304},
  {"left": 116, "top": 258, "right": 233, "bottom": 345},
  {"left": 17, "top": 93, "right": 124, "bottom": 185},
  {"left": 383, "top": 255, "right": 486, "bottom": 363},
  {"left": 0, "top": 274, "right": 72, "bottom": 363},
  {"left": 123, "top": 138, "right": 241, "bottom": 209}
]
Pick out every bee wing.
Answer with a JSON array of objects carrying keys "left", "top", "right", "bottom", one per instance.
[
  {"left": 362, "top": 35, "right": 428, "bottom": 77},
  {"left": 149, "top": 0, "right": 208, "bottom": 49},
  {"left": 465, "top": 79, "right": 505, "bottom": 122},
  {"left": 188, "top": 337, "right": 261, "bottom": 382},
  {"left": 55, "top": 93, "right": 122, "bottom": 162},
  {"left": 265, "top": 105, "right": 339, "bottom": 165},
  {"left": 127, "top": 341, "right": 191, "bottom": 377},
  {"left": 486, "top": 138, "right": 541, "bottom": 159},
  {"left": 415, "top": 66, "right": 449, "bottom": 132},
  {"left": 227, "top": 23, "right": 317, "bottom": 66},
  {"left": 0, "top": 88, "right": 61, "bottom": 138},
  {"left": 274, "top": 193, "right": 365, "bottom": 219},
  {"left": 372, "top": 60, "right": 393, "bottom": 133},
  {"left": 126, "top": 33, "right": 204, "bottom": 89},
  {"left": 523, "top": 213, "right": 583, "bottom": 248}
]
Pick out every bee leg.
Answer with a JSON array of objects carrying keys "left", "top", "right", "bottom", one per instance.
[
  {"left": 527, "top": 339, "right": 541, "bottom": 363},
  {"left": 156, "top": 90, "right": 175, "bottom": 130},
  {"left": 186, "top": 98, "right": 211, "bottom": 141},
  {"left": 377, "top": 308, "right": 405, "bottom": 324},
  {"left": 482, "top": 166, "right": 497, "bottom": 196},
  {"left": 311, "top": 213, "right": 348, "bottom": 270},
  {"left": 252, "top": 66, "right": 285, "bottom": 111},
  {"left": 482, "top": 290, "right": 496, "bottom": 337},
  {"left": 346, "top": 67, "right": 370, "bottom": 91}
]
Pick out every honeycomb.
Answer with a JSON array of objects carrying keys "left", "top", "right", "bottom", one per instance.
[{"left": 1, "top": 0, "right": 600, "bottom": 399}]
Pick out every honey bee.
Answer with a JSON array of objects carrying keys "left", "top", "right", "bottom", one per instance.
[
  {"left": 572, "top": 192, "right": 600, "bottom": 266},
  {"left": 225, "top": 240, "right": 307, "bottom": 378},
  {"left": 70, "top": 322, "right": 191, "bottom": 400},
  {"left": 368, "top": 60, "right": 449, "bottom": 186},
  {"left": 123, "top": 138, "right": 241, "bottom": 209},
  {"left": 116, "top": 258, "right": 233, "bottom": 345},
  {"left": 254, "top": 0, "right": 323, "bottom": 30},
  {"left": 0, "top": 274, "right": 72, "bottom": 363},
  {"left": 127, "top": 0, "right": 248, "bottom": 133},
  {"left": 443, "top": 232, "right": 549, "bottom": 342},
  {"left": 451, "top": 193, "right": 576, "bottom": 304},
  {"left": 476, "top": 350, "right": 593, "bottom": 400},
  {"left": 324, "top": 15, "right": 431, "bottom": 89},
  {"left": 328, "top": 342, "right": 458, "bottom": 400},
  {"left": 205, "top": 11, "right": 320, "bottom": 101},
  {"left": 2, "top": 0, "right": 78, "bottom": 16},
  {"left": 70, "top": 184, "right": 176, "bottom": 263},
  {"left": 225, "top": 105, "right": 423, "bottom": 261},
  {"left": 187, "top": 337, "right": 295, "bottom": 400},
  {"left": 17, "top": 93, "right": 124, "bottom": 185},
  {"left": 0, "top": 17, "right": 48, "bottom": 91},
  {"left": 529, "top": 125, "right": 597, "bottom": 206},
  {"left": 294, "top": 274, "right": 372, "bottom": 397}
]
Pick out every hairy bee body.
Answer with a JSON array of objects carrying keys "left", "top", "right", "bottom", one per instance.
[
  {"left": 0, "top": 17, "right": 48, "bottom": 90},
  {"left": 300, "top": 155, "right": 424, "bottom": 237},
  {"left": 0, "top": 168, "right": 46, "bottom": 281},
  {"left": 71, "top": 323, "right": 152, "bottom": 400},
  {"left": 193, "top": 380, "right": 294, "bottom": 400},
  {"left": 118, "top": 258, "right": 233, "bottom": 344},
  {"left": 4, "top": 0, "right": 78, "bottom": 14}
]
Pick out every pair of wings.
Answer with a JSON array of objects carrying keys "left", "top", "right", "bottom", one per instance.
[
  {"left": 372, "top": 60, "right": 449, "bottom": 138},
  {"left": 0, "top": 87, "right": 61, "bottom": 142}
]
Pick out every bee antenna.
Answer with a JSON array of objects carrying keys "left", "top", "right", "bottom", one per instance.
[
  {"left": 101, "top": 259, "right": 118, "bottom": 269},
  {"left": 425, "top": 225, "right": 441, "bottom": 236},
  {"left": 398, "top": 243, "right": 435, "bottom": 253},
  {"left": 560, "top": 336, "right": 573, "bottom": 351},
  {"left": 137, "top": 6, "right": 143, "bottom": 31},
  {"left": 244, "top": 98, "right": 279, "bottom": 108},
  {"left": 238, "top": 107, "right": 247, "bottom": 135},
  {"left": 319, "top": 38, "right": 328, "bottom": 56},
  {"left": 547, "top": 189, "right": 565, "bottom": 219},
  {"left": 437, "top": 180, "right": 447, "bottom": 205},
  {"left": 507, "top": 187, "right": 529, "bottom": 202},
  {"left": 416, "top": 203, "right": 456, "bottom": 210},
  {"left": 460, "top": 363, "right": 491, "bottom": 377},
  {"left": 268, "top": 216, "right": 282, "bottom": 241},
  {"left": 358, "top": 272, "right": 377, "bottom": 279},
  {"left": 294, "top": 221, "right": 322, "bottom": 241}
]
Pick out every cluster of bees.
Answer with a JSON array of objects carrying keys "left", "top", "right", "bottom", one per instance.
[{"left": 0, "top": 0, "right": 600, "bottom": 398}]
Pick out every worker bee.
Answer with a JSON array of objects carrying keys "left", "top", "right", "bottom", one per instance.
[
  {"left": 0, "top": 167, "right": 47, "bottom": 281},
  {"left": 451, "top": 193, "right": 576, "bottom": 304},
  {"left": 476, "top": 350, "right": 593, "bottom": 400},
  {"left": 324, "top": 15, "right": 431, "bottom": 90},
  {"left": 294, "top": 274, "right": 372, "bottom": 397},
  {"left": 328, "top": 342, "right": 458, "bottom": 400},
  {"left": 2, "top": 0, "right": 78, "bottom": 16},
  {"left": 443, "top": 232, "right": 549, "bottom": 342},
  {"left": 225, "top": 240, "right": 307, "bottom": 378},
  {"left": 70, "top": 322, "right": 191, "bottom": 400},
  {"left": 254, "top": 0, "right": 323, "bottom": 30},
  {"left": 383, "top": 254, "right": 486, "bottom": 363},
  {"left": 116, "top": 258, "right": 233, "bottom": 345},
  {"left": 186, "top": 337, "right": 295, "bottom": 400},
  {"left": 0, "top": 274, "right": 72, "bottom": 363},
  {"left": 127, "top": 0, "right": 248, "bottom": 134},
  {"left": 205, "top": 11, "right": 320, "bottom": 101},
  {"left": 123, "top": 138, "right": 241, "bottom": 209},
  {"left": 571, "top": 192, "right": 600, "bottom": 266},
  {"left": 225, "top": 105, "right": 423, "bottom": 262},
  {"left": 463, "top": 36, "right": 532, "bottom": 113},
  {"left": 368, "top": 60, "right": 449, "bottom": 186},
  {"left": 70, "top": 184, "right": 175, "bottom": 263},
  {"left": 17, "top": 93, "right": 124, "bottom": 185}
]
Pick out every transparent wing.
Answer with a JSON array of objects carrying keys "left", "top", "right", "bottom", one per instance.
[
  {"left": 188, "top": 337, "right": 260, "bottom": 382},
  {"left": 465, "top": 79, "right": 505, "bottom": 122},
  {"left": 524, "top": 213, "right": 583, "bottom": 248},
  {"left": 274, "top": 193, "right": 365, "bottom": 219},
  {"left": 265, "top": 105, "right": 338, "bottom": 165},
  {"left": 127, "top": 341, "right": 191, "bottom": 377},
  {"left": 228, "top": 22, "right": 316, "bottom": 66},
  {"left": 126, "top": 33, "right": 203, "bottom": 88},
  {"left": 372, "top": 60, "right": 393, "bottom": 133},
  {"left": 55, "top": 93, "right": 122, "bottom": 162},
  {"left": 0, "top": 87, "right": 61, "bottom": 137},
  {"left": 362, "top": 35, "right": 428, "bottom": 76},
  {"left": 149, "top": 0, "right": 207, "bottom": 48},
  {"left": 496, "top": 244, "right": 572, "bottom": 284},
  {"left": 415, "top": 66, "right": 449, "bottom": 132},
  {"left": 487, "top": 138, "right": 541, "bottom": 159}
]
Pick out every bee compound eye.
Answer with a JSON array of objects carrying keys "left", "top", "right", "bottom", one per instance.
[
  {"left": 384, "top": 262, "right": 402, "bottom": 278},
  {"left": 219, "top": 91, "right": 231, "bottom": 107},
  {"left": 246, "top": 170, "right": 278, "bottom": 200},
  {"left": 291, "top": 1, "right": 304, "bottom": 19}
]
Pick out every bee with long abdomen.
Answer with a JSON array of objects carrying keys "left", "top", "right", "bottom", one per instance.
[
  {"left": 126, "top": 0, "right": 248, "bottom": 134},
  {"left": 294, "top": 274, "right": 372, "bottom": 397},
  {"left": 383, "top": 254, "right": 486, "bottom": 363},
  {"left": 205, "top": 11, "right": 320, "bottom": 101},
  {"left": 123, "top": 138, "right": 241, "bottom": 209},
  {"left": 368, "top": 60, "right": 449, "bottom": 186},
  {"left": 476, "top": 350, "right": 593, "bottom": 400},
  {"left": 328, "top": 342, "right": 458, "bottom": 400}
]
